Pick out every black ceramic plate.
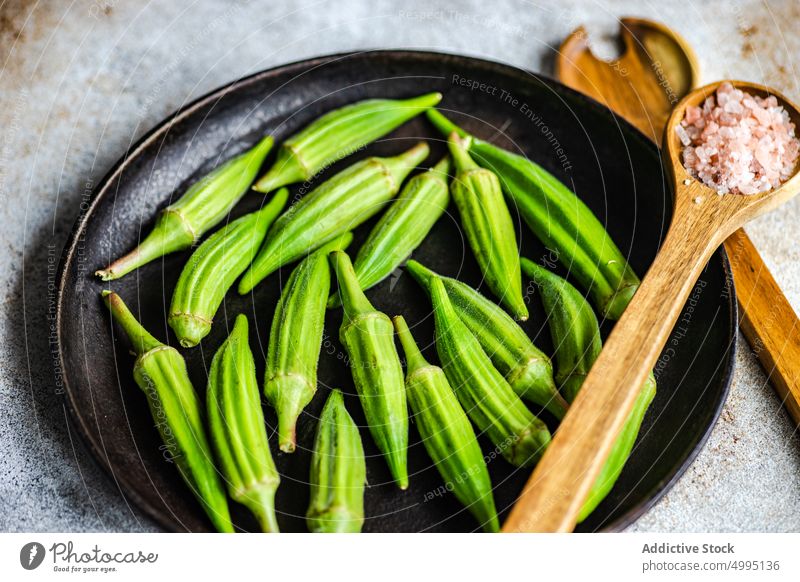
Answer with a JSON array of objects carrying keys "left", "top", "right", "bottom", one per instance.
[{"left": 57, "top": 50, "right": 735, "bottom": 533}]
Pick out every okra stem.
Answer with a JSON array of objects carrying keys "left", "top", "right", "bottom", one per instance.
[
  {"left": 447, "top": 133, "right": 477, "bottom": 171},
  {"left": 249, "top": 488, "right": 280, "bottom": 533},
  {"left": 393, "top": 316, "right": 428, "bottom": 372},
  {"left": 101, "top": 290, "right": 161, "bottom": 354},
  {"left": 97, "top": 135, "right": 274, "bottom": 280},
  {"left": 97, "top": 211, "right": 193, "bottom": 282},
  {"left": 333, "top": 251, "right": 376, "bottom": 323},
  {"left": 378, "top": 142, "right": 431, "bottom": 185},
  {"left": 426, "top": 108, "right": 466, "bottom": 139}
]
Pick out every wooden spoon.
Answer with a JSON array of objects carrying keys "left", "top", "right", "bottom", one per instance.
[
  {"left": 556, "top": 18, "right": 800, "bottom": 424},
  {"left": 503, "top": 81, "right": 800, "bottom": 532}
]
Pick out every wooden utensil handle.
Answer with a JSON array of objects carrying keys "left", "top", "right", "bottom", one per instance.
[
  {"left": 725, "top": 230, "right": 800, "bottom": 424},
  {"left": 555, "top": 21, "right": 800, "bottom": 426},
  {"left": 503, "top": 207, "right": 721, "bottom": 532}
]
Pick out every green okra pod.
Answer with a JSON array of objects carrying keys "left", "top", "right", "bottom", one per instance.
[
  {"left": 521, "top": 258, "right": 656, "bottom": 522},
  {"left": 264, "top": 232, "right": 353, "bottom": 453},
  {"left": 101, "top": 291, "right": 233, "bottom": 533},
  {"left": 327, "top": 156, "right": 451, "bottom": 308},
  {"left": 521, "top": 258, "right": 602, "bottom": 402},
  {"left": 207, "top": 314, "right": 280, "bottom": 532},
  {"left": 405, "top": 260, "right": 567, "bottom": 419},
  {"left": 306, "top": 389, "right": 366, "bottom": 533},
  {"left": 331, "top": 251, "right": 408, "bottom": 489},
  {"left": 393, "top": 315, "right": 499, "bottom": 533},
  {"left": 428, "top": 278, "right": 551, "bottom": 467},
  {"left": 427, "top": 109, "right": 640, "bottom": 320},
  {"left": 97, "top": 135, "right": 274, "bottom": 281},
  {"left": 253, "top": 92, "right": 442, "bottom": 193},
  {"left": 581, "top": 372, "right": 656, "bottom": 521},
  {"left": 168, "top": 188, "right": 289, "bottom": 347},
  {"left": 239, "top": 142, "right": 430, "bottom": 294},
  {"left": 447, "top": 132, "right": 527, "bottom": 321}
]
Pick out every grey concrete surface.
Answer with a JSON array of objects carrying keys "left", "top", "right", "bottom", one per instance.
[{"left": 1, "top": 0, "right": 799, "bottom": 533}]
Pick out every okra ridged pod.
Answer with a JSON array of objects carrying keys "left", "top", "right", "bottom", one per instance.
[
  {"left": 521, "top": 258, "right": 602, "bottom": 402},
  {"left": 168, "top": 188, "right": 288, "bottom": 347},
  {"left": 427, "top": 109, "right": 640, "bottom": 320},
  {"left": 405, "top": 260, "right": 567, "bottom": 419},
  {"left": 447, "top": 133, "right": 528, "bottom": 321},
  {"left": 580, "top": 372, "right": 656, "bottom": 521},
  {"left": 264, "top": 232, "right": 353, "bottom": 453},
  {"left": 207, "top": 314, "right": 280, "bottom": 532},
  {"left": 253, "top": 92, "right": 442, "bottom": 193},
  {"left": 306, "top": 389, "right": 366, "bottom": 533},
  {"left": 97, "top": 135, "right": 274, "bottom": 281},
  {"left": 327, "top": 156, "right": 451, "bottom": 308},
  {"left": 331, "top": 251, "right": 408, "bottom": 489},
  {"left": 393, "top": 316, "right": 499, "bottom": 533},
  {"left": 101, "top": 291, "right": 233, "bottom": 533},
  {"left": 521, "top": 258, "right": 656, "bottom": 522},
  {"left": 428, "top": 278, "right": 551, "bottom": 467},
  {"left": 239, "top": 142, "right": 430, "bottom": 294}
]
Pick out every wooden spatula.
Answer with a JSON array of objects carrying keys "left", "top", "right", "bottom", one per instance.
[
  {"left": 555, "top": 17, "right": 800, "bottom": 425},
  {"left": 503, "top": 81, "right": 800, "bottom": 532}
]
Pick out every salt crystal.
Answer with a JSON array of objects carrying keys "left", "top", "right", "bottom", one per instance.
[
  {"left": 724, "top": 100, "right": 743, "bottom": 114},
  {"left": 677, "top": 84, "right": 799, "bottom": 195},
  {"left": 752, "top": 106, "right": 771, "bottom": 126},
  {"left": 685, "top": 106, "right": 702, "bottom": 124},
  {"left": 718, "top": 82, "right": 735, "bottom": 94},
  {"left": 675, "top": 125, "right": 691, "bottom": 146}
]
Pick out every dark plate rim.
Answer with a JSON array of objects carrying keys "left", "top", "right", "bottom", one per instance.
[{"left": 56, "top": 49, "right": 736, "bottom": 533}]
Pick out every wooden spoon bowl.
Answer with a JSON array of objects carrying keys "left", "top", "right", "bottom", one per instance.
[
  {"left": 503, "top": 80, "right": 800, "bottom": 532},
  {"left": 558, "top": 23, "right": 800, "bottom": 428},
  {"left": 665, "top": 80, "right": 800, "bottom": 228}
]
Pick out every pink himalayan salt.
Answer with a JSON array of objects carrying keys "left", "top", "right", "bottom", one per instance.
[{"left": 677, "top": 82, "right": 799, "bottom": 195}]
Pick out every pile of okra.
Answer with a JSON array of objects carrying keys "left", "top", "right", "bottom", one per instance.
[{"left": 98, "top": 92, "right": 656, "bottom": 533}]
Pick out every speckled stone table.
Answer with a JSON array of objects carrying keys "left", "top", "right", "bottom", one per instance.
[{"left": 2, "top": 0, "right": 798, "bottom": 533}]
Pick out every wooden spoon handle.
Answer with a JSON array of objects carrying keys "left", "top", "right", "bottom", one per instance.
[
  {"left": 556, "top": 19, "right": 800, "bottom": 425},
  {"left": 503, "top": 207, "right": 722, "bottom": 532},
  {"left": 725, "top": 230, "right": 800, "bottom": 424}
]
